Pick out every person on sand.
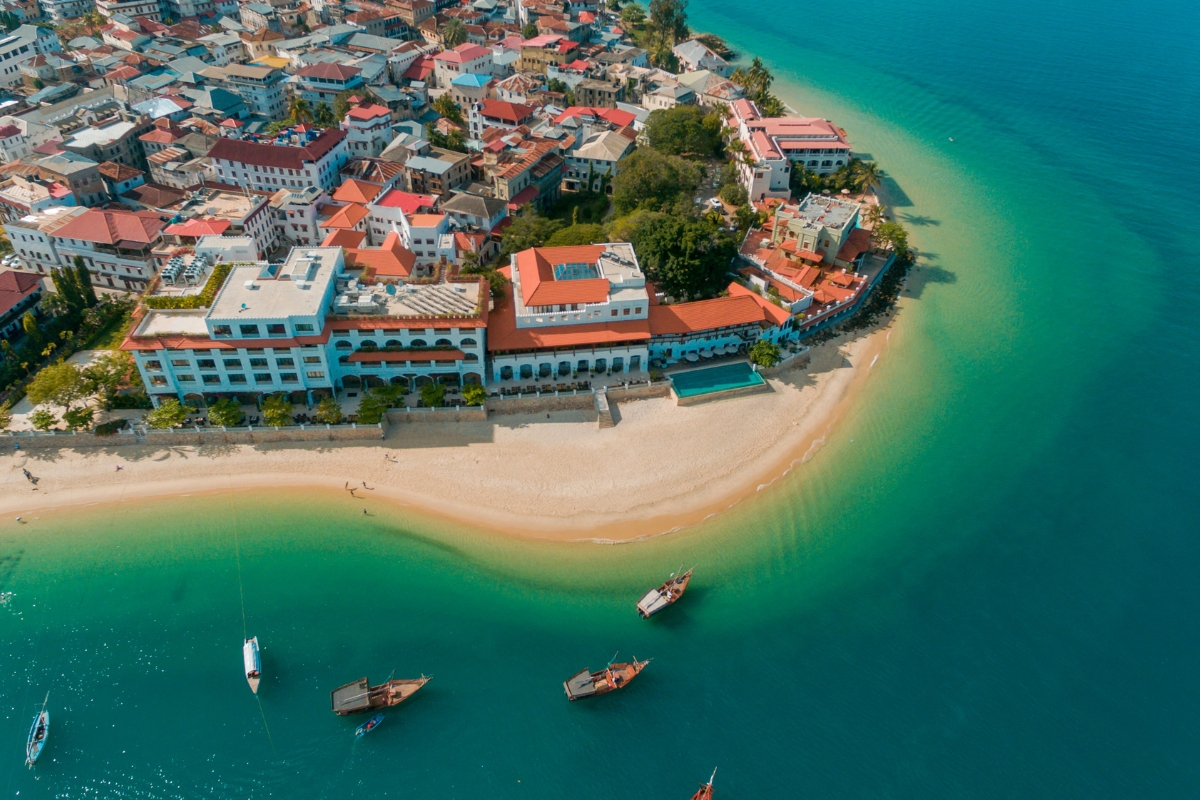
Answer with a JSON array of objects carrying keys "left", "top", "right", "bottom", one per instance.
[
  {"left": 349, "top": 488, "right": 357, "bottom": 497},
  {"left": 363, "top": 509, "right": 368, "bottom": 515},
  {"left": 362, "top": 481, "right": 373, "bottom": 490},
  {"left": 115, "top": 464, "right": 123, "bottom": 471}
]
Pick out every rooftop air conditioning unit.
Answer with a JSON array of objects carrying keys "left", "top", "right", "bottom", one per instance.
[{"left": 244, "top": 280, "right": 257, "bottom": 289}]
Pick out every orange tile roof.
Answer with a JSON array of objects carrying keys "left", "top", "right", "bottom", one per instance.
[
  {"left": 726, "top": 281, "right": 791, "bottom": 325},
  {"left": 514, "top": 245, "right": 609, "bottom": 308},
  {"left": 321, "top": 229, "right": 367, "bottom": 248},
  {"left": 320, "top": 202, "right": 369, "bottom": 229},
  {"left": 647, "top": 293, "right": 773, "bottom": 335},
  {"left": 487, "top": 266, "right": 650, "bottom": 352},
  {"left": 333, "top": 178, "right": 383, "bottom": 204},
  {"left": 54, "top": 209, "right": 165, "bottom": 246},
  {"left": 164, "top": 218, "right": 231, "bottom": 237},
  {"left": 345, "top": 103, "right": 390, "bottom": 120},
  {"left": 345, "top": 231, "right": 417, "bottom": 278},
  {"left": 408, "top": 213, "right": 446, "bottom": 228}
]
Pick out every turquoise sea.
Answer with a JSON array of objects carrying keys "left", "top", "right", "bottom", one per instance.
[{"left": 5, "top": 0, "right": 1200, "bottom": 795}]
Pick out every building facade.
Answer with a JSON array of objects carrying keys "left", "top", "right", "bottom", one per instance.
[{"left": 209, "top": 127, "right": 350, "bottom": 193}]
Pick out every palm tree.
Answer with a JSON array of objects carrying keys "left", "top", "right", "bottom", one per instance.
[
  {"left": 864, "top": 203, "right": 887, "bottom": 227},
  {"left": 288, "top": 95, "right": 312, "bottom": 125},
  {"left": 442, "top": 17, "right": 467, "bottom": 47},
  {"left": 758, "top": 94, "right": 785, "bottom": 117},
  {"left": 313, "top": 101, "right": 336, "bottom": 127},
  {"left": 852, "top": 160, "right": 884, "bottom": 193}
]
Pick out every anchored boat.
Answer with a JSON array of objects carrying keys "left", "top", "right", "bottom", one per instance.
[
  {"left": 243, "top": 636, "right": 262, "bottom": 694},
  {"left": 331, "top": 674, "right": 430, "bottom": 716},
  {"left": 637, "top": 567, "right": 694, "bottom": 618},
  {"left": 563, "top": 655, "right": 649, "bottom": 701},
  {"left": 25, "top": 693, "right": 49, "bottom": 768},
  {"left": 355, "top": 712, "right": 385, "bottom": 737},
  {"left": 690, "top": 767, "right": 717, "bottom": 800}
]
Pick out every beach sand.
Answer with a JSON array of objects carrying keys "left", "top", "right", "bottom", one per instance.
[{"left": 0, "top": 328, "right": 889, "bottom": 542}]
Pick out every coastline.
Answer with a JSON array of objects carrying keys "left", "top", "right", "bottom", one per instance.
[{"left": 0, "top": 324, "right": 891, "bottom": 542}]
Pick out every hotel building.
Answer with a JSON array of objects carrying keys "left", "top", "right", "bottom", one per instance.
[
  {"left": 727, "top": 98, "right": 852, "bottom": 201},
  {"left": 209, "top": 127, "right": 350, "bottom": 193}
]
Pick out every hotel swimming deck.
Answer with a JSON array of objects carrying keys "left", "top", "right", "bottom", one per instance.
[{"left": 669, "top": 361, "right": 768, "bottom": 404}]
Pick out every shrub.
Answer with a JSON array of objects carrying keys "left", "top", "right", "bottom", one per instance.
[
  {"left": 29, "top": 408, "right": 57, "bottom": 431},
  {"left": 719, "top": 183, "right": 748, "bottom": 207},
  {"left": 144, "top": 263, "right": 233, "bottom": 309},
  {"left": 748, "top": 340, "right": 782, "bottom": 368},
  {"left": 62, "top": 406, "right": 95, "bottom": 431},
  {"left": 106, "top": 391, "right": 152, "bottom": 410},
  {"left": 461, "top": 384, "right": 487, "bottom": 406},
  {"left": 93, "top": 418, "right": 127, "bottom": 436}
]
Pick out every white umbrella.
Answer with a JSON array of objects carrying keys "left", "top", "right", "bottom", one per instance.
[
  {"left": 700, "top": 349, "right": 714, "bottom": 358},
  {"left": 685, "top": 353, "right": 700, "bottom": 363}
]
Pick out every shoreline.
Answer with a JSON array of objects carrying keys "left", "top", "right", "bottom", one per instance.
[{"left": 0, "top": 325, "right": 892, "bottom": 542}]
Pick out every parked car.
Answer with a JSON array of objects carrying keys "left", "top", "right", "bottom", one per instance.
[{"left": 708, "top": 197, "right": 724, "bottom": 209}]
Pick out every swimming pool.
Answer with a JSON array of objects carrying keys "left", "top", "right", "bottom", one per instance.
[{"left": 669, "top": 361, "right": 766, "bottom": 398}]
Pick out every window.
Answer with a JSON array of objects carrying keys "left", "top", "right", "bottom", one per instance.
[
  {"left": 306, "top": 371, "right": 324, "bottom": 380},
  {"left": 295, "top": 323, "right": 314, "bottom": 332},
  {"left": 150, "top": 376, "right": 167, "bottom": 387},
  {"left": 266, "top": 323, "right": 286, "bottom": 337},
  {"left": 177, "top": 374, "right": 195, "bottom": 382},
  {"left": 335, "top": 340, "right": 352, "bottom": 350},
  {"left": 249, "top": 358, "right": 268, "bottom": 368},
  {"left": 276, "top": 357, "right": 295, "bottom": 367},
  {"left": 623, "top": 308, "right": 630, "bottom": 316},
  {"left": 303, "top": 356, "right": 321, "bottom": 364},
  {"left": 228, "top": 374, "right": 247, "bottom": 384},
  {"left": 213, "top": 325, "right": 232, "bottom": 337},
  {"left": 279, "top": 373, "right": 298, "bottom": 383},
  {"left": 254, "top": 373, "right": 272, "bottom": 383},
  {"left": 197, "top": 359, "right": 216, "bottom": 369},
  {"left": 223, "top": 358, "right": 242, "bottom": 369},
  {"left": 145, "top": 360, "right": 162, "bottom": 371},
  {"left": 202, "top": 374, "right": 221, "bottom": 384},
  {"left": 611, "top": 309, "right": 618, "bottom": 317}
]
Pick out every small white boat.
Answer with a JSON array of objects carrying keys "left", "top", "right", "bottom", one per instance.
[
  {"left": 243, "top": 636, "right": 262, "bottom": 694},
  {"left": 26, "top": 692, "right": 49, "bottom": 767}
]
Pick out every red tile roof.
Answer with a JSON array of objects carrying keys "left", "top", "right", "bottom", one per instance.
[
  {"left": 726, "top": 281, "right": 791, "bottom": 325},
  {"left": 553, "top": 106, "right": 636, "bottom": 127},
  {"left": 835, "top": 227, "right": 872, "bottom": 262},
  {"left": 164, "top": 218, "right": 231, "bottom": 237},
  {"left": 647, "top": 293, "right": 775, "bottom": 335},
  {"left": 54, "top": 209, "right": 165, "bottom": 246},
  {"left": 344, "top": 231, "right": 417, "bottom": 278},
  {"left": 0, "top": 124, "right": 21, "bottom": 138},
  {"left": 207, "top": 128, "right": 346, "bottom": 170},
  {"left": 321, "top": 229, "right": 367, "bottom": 248},
  {"left": 403, "top": 54, "right": 435, "bottom": 81},
  {"left": 373, "top": 189, "right": 435, "bottom": 214},
  {"left": 140, "top": 127, "right": 184, "bottom": 144},
  {"left": 433, "top": 43, "right": 490, "bottom": 63},
  {"left": 514, "top": 245, "right": 610, "bottom": 307},
  {"left": 477, "top": 99, "right": 535, "bottom": 124},
  {"left": 0, "top": 269, "right": 42, "bottom": 318},
  {"left": 333, "top": 178, "right": 382, "bottom": 204},
  {"left": 345, "top": 103, "right": 390, "bottom": 121}
]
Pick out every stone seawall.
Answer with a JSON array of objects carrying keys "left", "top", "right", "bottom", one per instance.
[
  {"left": 2, "top": 422, "right": 386, "bottom": 450},
  {"left": 386, "top": 407, "right": 488, "bottom": 423}
]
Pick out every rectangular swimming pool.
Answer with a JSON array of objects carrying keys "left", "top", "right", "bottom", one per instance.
[{"left": 670, "top": 361, "right": 765, "bottom": 398}]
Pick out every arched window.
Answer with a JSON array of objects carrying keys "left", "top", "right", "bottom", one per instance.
[
  {"left": 360, "top": 340, "right": 378, "bottom": 350},
  {"left": 461, "top": 337, "right": 478, "bottom": 347},
  {"left": 385, "top": 339, "right": 402, "bottom": 348},
  {"left": 411, "top": 339, "right": 427, "bottom": 348},
  {"left": 808, "top": 160, "right": 818, "bottom": 167},
  {"left": 821, "top": 160, "right": 832, "bottom": 168},
  {"left": 335, "top": 340, "right": 352, "bottom": 350},
  {"left": 435, "top": 338, "right": 452, "bottom": 347}
]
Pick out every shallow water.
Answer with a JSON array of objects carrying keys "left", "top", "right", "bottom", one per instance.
[{"left": 4, "top": 0, "right": 1200, "bottom": 795}]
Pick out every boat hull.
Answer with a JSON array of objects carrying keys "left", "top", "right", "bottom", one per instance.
[
  {"left": 332, "top": 676, "right": 430, "bottom": 715},
  {"left": 636, "top": 569, "right": 693, "bottom": 618},
  {"left": 355, "top": 713, "right": 385, "bottom": 737},
  {"left": 244, "top": 637, "right": 262, "bottom": 694},
  {"left": 26, "top": 710, "right": 49, "bottom": 766},
  {"left": 564, "top": 661, "right": 649, "bottom": 701}
]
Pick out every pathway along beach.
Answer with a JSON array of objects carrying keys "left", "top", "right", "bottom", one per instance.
[{"left": 0, "top": 328, "right": 889, "bottom": 540}]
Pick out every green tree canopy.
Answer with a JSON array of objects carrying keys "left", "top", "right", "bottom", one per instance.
[
  {"left": 62, "top": 405, "right": 95, "bottom": 431},
  {"left": 617, "top": 214, "right": 737, "bottom": 300},
  {"left": 261, "top": 394, "right": 292, "bottom": 427},
  {"left": 208, "top": 397, "right": 244, "bottom": 427},
  {"left": 648, "top": 0, "right": 688, "bottom": 43},
  {"left": 420, "top": 382, "right": 445, "bottom": 408},
  {"left": 545, "top": 223, "right": 607, "bottom": 247},
  {"left": 356, "top": 390, "right": 390, "bottom": 424},
  {"left": 30, "top": 408, "right": 57, "bottom": 431},
  {"left": 84, "top": 350, "right": 135, "bottom": 402},
  {"left": 461, "top": 384, "right": 486, "bottom": 406},
  {"left": 26, "top": 360, "right": 94, "bottom": 410},
  {"left": 611, "top": 149, "right": 702, "bottom": 215},
  {"left": 719, "top": 182, "right": 748, "bottom": 206},
  {"left": 288, "top": 95, "right": 312, "bottom": 125},
  {"left": 334, "top": 86, "right": 377, "bottom": 119},
  {"left": 499, "top": 210, "right": 565, "bottom": 258},
  {"left": 315, "top": 396, "right": 343, "bottom": 424},
  {"left": 313, "top": 101, "right": 336, "bottom": 127},
  {"left": 431, "top": 94, "right": 464, "bottom": 125},
  {"left": 644, "top": 105, "right": 723, "bottom": 158},
  {"left": 73, "top": 255, "right": 97, "bottom": 307},
  {"left": 873, "top": 221, "right": 909, "bottom": 256},
  {"left": 748, "top": 340, "right": 782, "bottom": 367},
  {"left": 0, "top": 402, "right": 11, "bottom": 431},
  {"left": 146, "top": 398, "right": 189, "bottom": 429},
  {"left": 441, "top": 17, "right": 467, "bottom": 47}
]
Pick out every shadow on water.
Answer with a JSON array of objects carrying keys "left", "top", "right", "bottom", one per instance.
[
  {"left": 903, "top": 265, "right": 958, "bottom": 300},
  {"left": 898, "top": 213, "right": 942, "bottom": 226},
  {"left": 879, "top": 175, "right": 916, "bottom": 208}
]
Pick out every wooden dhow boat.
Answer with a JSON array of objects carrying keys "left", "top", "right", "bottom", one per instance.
[
  {"left": 243, "top": 636, "right": 262, "bottom": 694},
  {"left": 563, "top": 655, "right": 649, "bottom": 701},
  {"left": 331, "top": 673, "right": 430, "bottom": 716},
  {"left": 690, "top": 767, "right": 717, "bottom": 800},
  {"left": 637, "top": 567, "right": 694, "bottom": 618},
  {"left": 25, "top": 693, "right": 49, "bottom": 768}
]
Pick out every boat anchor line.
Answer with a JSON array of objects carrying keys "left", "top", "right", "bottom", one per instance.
[{"left": 230, "top": 492, "right": 275, "bottom": 754}]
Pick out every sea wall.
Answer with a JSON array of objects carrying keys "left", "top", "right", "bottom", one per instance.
[
  {"left": 674, "top": 381, "right": 773, "bottom": 407},
  {"left": 386, "top": 407, "right": 488, "bottom": 423},
  {"left": 1, "top": 422, "right": 386, "bottom": 450}
]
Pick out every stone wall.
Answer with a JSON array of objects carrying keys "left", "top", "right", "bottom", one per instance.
[
  {"left": 674, "top": 381, "right": 773, "bottom": 407},
  {"left": 386, "top": 407, "right": 488, "bottom": 423},
  {"left": 486, "top": 390, "right": 597, "bottom": 416},
  {"left": 1, "top": 422, "right": 386, "bottom": 450}
]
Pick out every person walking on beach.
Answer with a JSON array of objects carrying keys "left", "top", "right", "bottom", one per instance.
[{"left": 349, "top": 487, "right": 357, "bottom": 498}]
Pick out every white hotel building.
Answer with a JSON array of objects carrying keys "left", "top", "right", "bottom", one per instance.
[
  {"left": 124, "top": 241, "right": 488, "bottom": 404},
  {"left": 727, "top": 98, "right": 852, "bottom": 201},
  {"left": 208, "top": 127, "right": 350, "bottom": 194}
]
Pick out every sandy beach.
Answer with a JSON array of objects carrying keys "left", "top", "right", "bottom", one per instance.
[{"left": 0, "top": 327, "right": 889, "bottom": 542}]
